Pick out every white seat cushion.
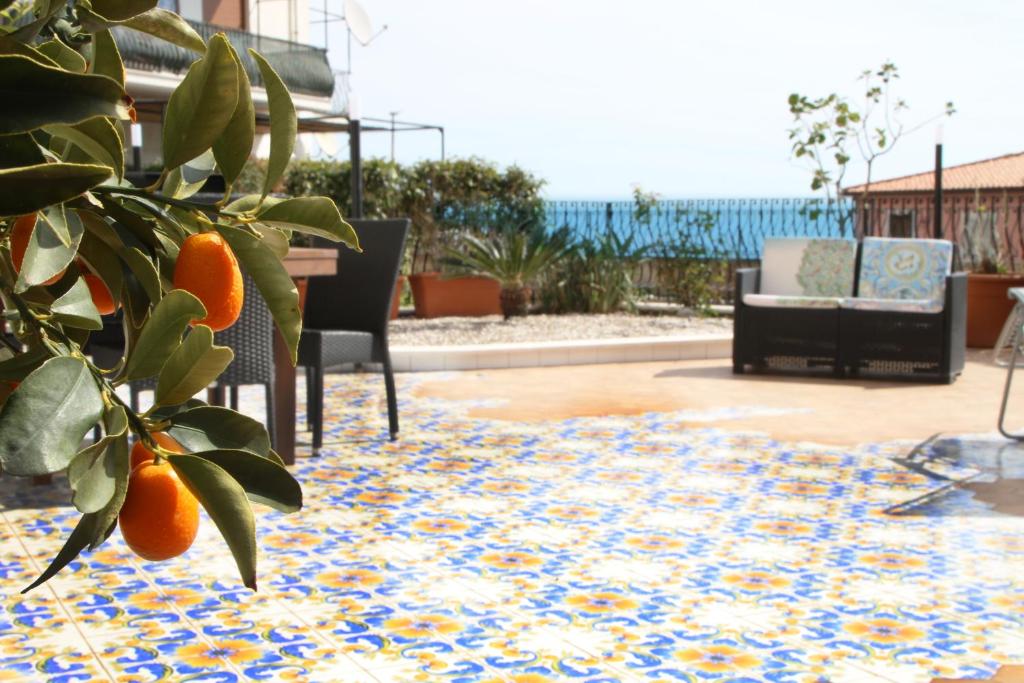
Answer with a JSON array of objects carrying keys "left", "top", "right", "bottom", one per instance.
[
  {"left": 743, "top": 293, "right": 843, "bottom": 309},
  {"left": 840, "top": 297, "right": 943, "bottom": 314}
]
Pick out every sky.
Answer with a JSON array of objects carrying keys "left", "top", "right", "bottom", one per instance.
[{"left": 313, "top": 0, "right": 1024, "bottom": 200}]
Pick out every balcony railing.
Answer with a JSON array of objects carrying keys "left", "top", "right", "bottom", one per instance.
[{"left": 113, "top": 20, "right": 334, "bottom": 98}]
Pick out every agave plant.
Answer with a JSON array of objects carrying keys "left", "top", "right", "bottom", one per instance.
[{"left": 445, "top": 227, "right": 568, "bottom": 318}]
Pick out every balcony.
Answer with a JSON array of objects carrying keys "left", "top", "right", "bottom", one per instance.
[{"left": 113, "top": 19, "right": 335, "bottom": 99}]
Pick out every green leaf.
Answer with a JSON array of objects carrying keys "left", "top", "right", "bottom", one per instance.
[
  {"left": 122, "top": 289, "right": 207, "bottom": 381},
  {"left": 0, "top": 132, "right": 46, "bottom": 170},
  {"left": 214, "top": 223, "right": 301, "bottom": 364},
  {"left": 36, "top": 38, "right": 87, "bottom": 73},
  {"left": 255, "top": 226, "right": 290, "bottom": 260},
  {"left": 0, "top": 356, "right": 103, "bottom": 476},
  {"left": 0, "top": 162, "right": 112, "bottom": 217},
  {"left": 122, "top": 8, "right": 207, "bottom": 55},
  {"left": 15, "top": 206, "right": 84, "bottom": 292},
  {"left": 155, "top": 325, "right": 233, "bottom": 406},
  {"left": 162, "top": 33, "right": 239, "bottom": 170},
  {"left": 86, "top": 432, "right": 130, "bottom": 550},
  {"left": 212, "top": 49, "right": 254, "bottom": 187},
  {"left": 163, "top": 149, "right": 216, "bottom": 199},
  {"left": 67, "top": 405, "right": 128, "bottom": 513},
  {"left": 90, "top": 0, "right": 158, "bottom": 21},
  {"left": 0, "top": 35, "right": 60, "bottom": 68},
  {"left": 91, "top": 30, "right": 125, "bottom": 87},
  {"left": 45, "top": 117, "right": 125, "bottom": 181},
  {"left": 22, "top": 511, "right": 104, "bottom": 592},
  {"left": 249, "top": 49, "right": 295, "bottom": 198},
  {"left": 257, "top": 197, "right": 360, "bottom": 250},
  {"left": 168, "top": 453, "right": 257, "bottom": 590},
  {"left": 0, "top": 54, "right": 129, "bottom": 135},
  {"left": 165, "top": 405, "right": 281, "bottom": 465},
  {"left": 77, "top": 229, "right": 124, "bottom": 307},
  {"left": 121, "top": 246, "right": 162, "bottom": 303},
  {"left": 224, "top": 194, "right": 281, "bottom": 214},
  {"left": 51, "top": 276, "right": 102, "bottom": 330},
  {"left": 187, "top": 449, "right": 301, "bottom": 512},
  {"left": 0, "top": 347, "right": 49, "bottom": 382}
]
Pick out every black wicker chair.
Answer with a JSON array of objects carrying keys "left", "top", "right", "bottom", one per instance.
[
  {"left": 838, "top": 238, "right": 966, "bottom": 384},
  {"left": 85, "top": 274, "right": 277, "bottom": 439},
  {"left": 299, "top": 218, "right": 409, "bottom": 449},
  {"left": 732, "top": 238, "right": 858, "bottom": 375}
]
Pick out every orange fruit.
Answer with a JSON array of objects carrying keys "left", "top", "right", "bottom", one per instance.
[
  {"left": 172, "top": 232, "right": 243, "bottom": 332},
  {"left": 10, "top": 214, "right": 64, "bottom": 286},
  {"left": 83, "top": 274, "right": 117, "bottom": 315},
  {"left": 129, "top": 432, "right": 182, "bottom": 471},
  {"left": 118, "top": 460, "right": 199, "bottom": 561}
]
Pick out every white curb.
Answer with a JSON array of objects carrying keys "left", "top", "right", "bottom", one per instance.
[{"left": 389, "top": 333, "right": 733, "bottom": 372}]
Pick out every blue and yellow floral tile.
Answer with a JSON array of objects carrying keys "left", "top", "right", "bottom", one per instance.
[{"left": 1, "top": 373, "right": 1024, "bottom": 682}]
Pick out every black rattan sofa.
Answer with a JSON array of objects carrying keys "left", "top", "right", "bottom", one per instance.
[{"left": 733, "top": 237, "right": 966, "bottom": 383}]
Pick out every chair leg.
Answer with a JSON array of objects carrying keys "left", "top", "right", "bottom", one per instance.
[
  {"left": 230, "top": 385, "right": 239, "bottom": 411},
  {"left": 383, "top": 354, "right": 399, "bottom": 441},
  {"left": 263, "top": 383, "right": 276, "bottom": 447},
  {"left": 304, "top": 366, "right": 315, "bottom": 431},
  {"left": 312, "top": 365, "right": 324, "bottom": 452}
]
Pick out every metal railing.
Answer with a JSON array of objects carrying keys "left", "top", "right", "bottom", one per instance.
[{"left": 113, "top": 20, "right": 334, "bottom": 97}]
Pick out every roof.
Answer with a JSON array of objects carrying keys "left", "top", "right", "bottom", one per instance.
[{"left": 843, "top": 151, "right": 1024, "bottom": 194}]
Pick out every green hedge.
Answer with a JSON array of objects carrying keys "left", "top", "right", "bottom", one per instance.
[{"left": 236, "top": 157, "right": 545, "bottom": 272}]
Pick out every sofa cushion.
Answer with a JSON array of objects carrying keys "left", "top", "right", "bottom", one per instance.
[
  {"left": 760, "top": 238, "right": 857, "bottom": 297},
  {"left": 857, "top": 237, "right": 953, "bottom": 302},
  {"left": 840, "top": 297, "right": 944, "bottom": 314},
  {"left": 743, "top": 294, "right": 842, "bottom": 309}
]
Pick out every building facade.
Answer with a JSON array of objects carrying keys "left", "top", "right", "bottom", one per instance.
[
  {"left": 121, "top": 0, "right": 337, "bottom": 168},
  {"left": 842, "top": 152, "right": 1024, "bottom": 270}
]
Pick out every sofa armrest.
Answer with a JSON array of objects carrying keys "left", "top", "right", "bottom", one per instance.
[
  {"left": 734, "top": 268, "right": 760, "bottom": 309},
  {"left": 944, "top": 271, "right": 967, "bottom": 375}
]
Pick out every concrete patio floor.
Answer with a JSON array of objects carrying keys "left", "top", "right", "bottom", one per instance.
[
  {"left": 414, "top": 350, "right": 1015, "bottom": 447},
  {"left": 1, "top": 357, "right": 1022, "bottom": 682}
]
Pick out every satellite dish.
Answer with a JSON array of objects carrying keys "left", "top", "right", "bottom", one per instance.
[{"left": 344, "top": 0, "right": 374, "bottom": 46}]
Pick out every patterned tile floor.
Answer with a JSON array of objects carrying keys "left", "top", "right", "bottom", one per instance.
[{"left": 1, "top": 372, "right": 1023, "bottom": 682}]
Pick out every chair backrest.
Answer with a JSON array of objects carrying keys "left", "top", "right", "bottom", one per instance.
[
  {"left": 857, "top": 237, "right": 953, "bottom": 301},
  {"left": 214, "top": 273, "right": 274, "bottom": 386},
  {"left": 760, "top": 237, "right": 857, "bottom": 297},
  {"left": 303, "top": 218, "right": 410, "bottom": 334}
]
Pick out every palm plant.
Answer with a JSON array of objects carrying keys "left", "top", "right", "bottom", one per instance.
[{"left": 445, "top": 227, "right": 569, "bottom": 318}]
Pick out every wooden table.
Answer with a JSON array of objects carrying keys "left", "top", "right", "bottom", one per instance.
[{"left": 276, "top": 248, "right": 338, "bottom": 465}]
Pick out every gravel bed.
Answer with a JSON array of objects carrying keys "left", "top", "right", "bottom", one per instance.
[{"left": 388, "top": 313, "right": 732, "bottom": 347}]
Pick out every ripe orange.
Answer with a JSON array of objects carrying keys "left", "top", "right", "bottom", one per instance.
[
  {"left": 10, "top": 214, "right": 64, "bottom": 286},
  {"left": 83, "top": 274, "right": 117, "bottom": 315},
  {"left": 129, "top": 432, "right": 182, "bottom": 471},
  {"left": 118, "top": 460, "right": 199, "bottom": 561},
  {"left": 172, "top": 232, "right": 243, "bottom": 332}
]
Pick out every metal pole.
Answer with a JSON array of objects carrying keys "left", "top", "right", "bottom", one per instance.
[
  {"left": 389, "top": 111, "right": 396, "bottom": 162},
  {"left": 349, "top": 118, "right": 363, "bottom": 218},
  {"left": 934, "top": 142, "right": 944, "bottom": 239},
  {"left": 439, "top": 127, "right": 445, "bottom": 160}
]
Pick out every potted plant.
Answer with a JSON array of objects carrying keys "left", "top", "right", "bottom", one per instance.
[
  {"left": 443, "top": 227, "right": 569, "bottom": 319},
  {"left": 960, "top": 206, "right": 1024, "bottom": 347}
]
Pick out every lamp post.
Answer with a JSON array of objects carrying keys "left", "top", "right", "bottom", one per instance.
[
  {"left": 934, "top": 124, "right": 943, "bottom": 239},
  {"left": 348, "top": 93, "right": 363, "bottom": 219}
]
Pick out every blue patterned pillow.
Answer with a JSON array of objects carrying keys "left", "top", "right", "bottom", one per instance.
[{"left": 858, "top": 238, "right": 953, "bottom": 302}]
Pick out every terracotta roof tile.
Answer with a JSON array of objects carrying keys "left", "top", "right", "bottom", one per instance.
[{"left": 843, "top": 151, "right": 1024, "bottom": 194}]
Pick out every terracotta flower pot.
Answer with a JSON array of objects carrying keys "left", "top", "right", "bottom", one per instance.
[
  {"left": 390, "top": 275, "right": 406, "bottom": 320},
  {"left": 408, "top": 272, "right": 502, "bottom": 318},
  {"left": 966, "top": 272, "right": 1024, "bottom": 348}
]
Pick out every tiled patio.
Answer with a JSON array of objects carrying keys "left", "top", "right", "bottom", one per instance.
[{"left": 2, "top": 358, "right": 1023, "bottom": 682}]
